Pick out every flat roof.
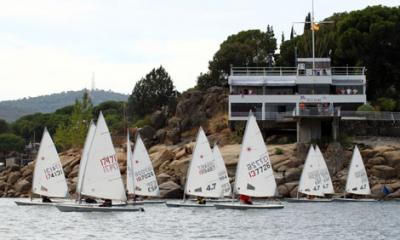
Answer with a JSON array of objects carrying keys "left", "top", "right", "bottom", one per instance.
[{"left": 297, "top": 58, "right": 331, "bottom": 62}]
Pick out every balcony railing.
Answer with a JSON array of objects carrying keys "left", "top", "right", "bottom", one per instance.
[
  {"left": 230, "top": 109, "right": 400, "bottom": 121},
  {"left": 230, "top": 66, "right": 366, "bottom": 77}
]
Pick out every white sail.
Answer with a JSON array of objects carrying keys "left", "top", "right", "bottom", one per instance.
[
  {"left": 212, "top": 145, "right": 232, "bottom": 197},
  {"left": 298, "top": 146, "right": 324, "bottom": 197},
  {"left": 234, "top": 113, "right": 277, "bottom": 197},
  {"left": 345, "top": 145, "right": 371, "bottom": 195},
  {"left": 130, "top": 134, "right": 160, "bottom": 197},
  {"left": 126, "top": 131, "right": 135, "bottom": 194},
  {"left": 80, "top": 112, "right": 127, "bottom": 201},
  {"left": 76, "top": 121, "right": 96, "bottom": 196},
  {"left": 185, "top": 127, "right": 222, "bottom": 198},
  {"left": 315, "top": 145, "right": 334, "bottom": 194},
  {"left": 32, "top": 128, "right": 68, "bottom": 198}
]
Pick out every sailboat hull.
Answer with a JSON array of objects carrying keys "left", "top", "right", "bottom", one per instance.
[
  {"left": 189, "top": 198, "right": 236, "bottom": 203},
  {"left": 285, "top": 198, "right": 333, "bottom": 203},
  {"left": 165, "top": 202, "right": 215, "bottom": 208},
  {"left": 15, "top": 199, "right": 75, "bottom": 206},
  {"left": 214, "top": 203, "right": 284, "bottom": 210},
  {"left": 55, "top": 204, "right": 144, "bottom": 212},
  {"left": 332, "top": 198, "right": 378, "bottom": 202}
]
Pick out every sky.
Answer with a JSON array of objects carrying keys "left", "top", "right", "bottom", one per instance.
[{"left": 0, "top": 0, "right": 398, "bottom": 101}]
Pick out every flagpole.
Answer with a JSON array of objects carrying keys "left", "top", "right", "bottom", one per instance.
[{"left": 311, "top": 0, "right": 315, "bottom": 71}]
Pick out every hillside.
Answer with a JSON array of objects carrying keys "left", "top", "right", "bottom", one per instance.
[{"left": 0, "top": 89, "right": 128, "bottom": 122}]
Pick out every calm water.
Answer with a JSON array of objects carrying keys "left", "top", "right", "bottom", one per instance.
[{"left": 0, "top": 198, "right": 399, "bottom": 240}]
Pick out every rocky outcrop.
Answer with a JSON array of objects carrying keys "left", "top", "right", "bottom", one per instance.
[{"left": 0, "top": 126, "right": 399, "bottom": 200}]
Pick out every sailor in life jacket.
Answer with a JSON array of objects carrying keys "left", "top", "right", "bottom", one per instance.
[{"left": 239, "top": 194, "right": 253, "bottom": 205}]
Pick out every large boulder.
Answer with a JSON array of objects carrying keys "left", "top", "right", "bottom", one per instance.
[
  {"left": 150, "top": 110, "right": 167, "bottom": 129},
  {"left": 387, "top": 189, "right": 400, "bottom": 199},
  {"left": 382, "top": 151, "right": 400, "bottom": 167},
  {"left": 284, "top": 168, "right": 302, "bottom": 182},
  {"left": 152, "top": 149, "right": 175, "bottom": 169},
  {"left": 0, "top": 181, "right": 7, "bottom": 192},
  {"left": 277, "top": 184, "right": 290, "bottom": 197},
  {"left": 370, "top": 165, "right": 397, "bottom": 179},
  {"left": 367, "top": 156, "right": 386, "bottom": 166},
  {"left": 156, "top": 173, "right": 171, "bottom": 185},
  {"left": 159, "top": 181, "right": 183, "bottom": 198},
  {"left": 139, "top": 125, "right": 157, "bottom": 146},
  {"left": 7, "top": 171, "right": 21, "bottom": 185},
  {"left": 15, "top": 179, "right": 31, "bottom": 193},
  {"left": 284, "top": 181, "right": 299, "bottom": 193},
  {"left": 68, "top": 164, "right": 80, "bottom": 178},
  {"left": 165, "top": 128, "right": 181, "bottom": 145}
]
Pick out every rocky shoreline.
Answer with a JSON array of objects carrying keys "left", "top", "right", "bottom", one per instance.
[{"left": 1, "top": 139, "right": 399, "bottom": 199}]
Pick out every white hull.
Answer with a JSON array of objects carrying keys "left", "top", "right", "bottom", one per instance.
[
  {"left": 126, "top": 201, "right": 145, "bottom": 205},
  {"left": 15, "top": 199, "right": 74, "bottom": 206},
  {"left": 189, "top": 198, "right": 236, "bottom": 203},
  {"left": 55, "top": 204, "right": 144, "bottom": 212},
  {"left": 332, "top": 198, "right": 378, "bottom": 202},
  {"left": 142, "top": 200, "right": 165, "bottom": 204},
  {"left": 165, "top": 202, "right": 215, "bottom": 208},
  {"left": 285, "top": 198, "right": 333, "bottom": 203},
  {"left": 214, "top": 203, "right": 284, "bottom": 210}
]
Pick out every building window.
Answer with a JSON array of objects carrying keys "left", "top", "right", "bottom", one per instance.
[
  {"left": 298, "top": 84, "right": 330, "bottom": 94},
  {"left": 334, "top": 85, "right": 363, "bottom": 95},
  {"left": 231, "top": 103, "right": 262, "bottom": 118}
]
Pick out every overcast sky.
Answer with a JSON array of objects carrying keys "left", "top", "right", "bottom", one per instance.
[{"left": 0, "top": 0, "right": 398, "bottom": 101}]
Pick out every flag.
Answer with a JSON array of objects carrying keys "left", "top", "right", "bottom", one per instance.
[{"left": 311, "top": 23, "right": 320, "bottom": 31}]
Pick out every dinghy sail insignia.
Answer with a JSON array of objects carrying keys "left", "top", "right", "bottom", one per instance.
[
  {"left": 32, "top": 128, "right": 68, "bottom": 198},
  {"left": 184, "top": 127, "right": 222, "bottom": 198},
  {"left": 80, "top": 112, "right": 127, "bottom": 201},
  {"left": 234, "top": 113, "right": 277, "bottom": 197},
  {"left": 345, "top": 145, "right": 371, "bottom": 195}
]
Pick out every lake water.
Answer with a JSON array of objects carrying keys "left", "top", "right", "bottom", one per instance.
[{"left": 0, "top": 198, "right": 399, "bottom": 240}]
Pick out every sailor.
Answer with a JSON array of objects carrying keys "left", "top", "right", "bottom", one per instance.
[
  {"left": 99, "top": 199, "right": 112, "bottom": 207},
  {"left": 42, "top": 196, "right": 52, "bottom": 203},
  {"left": 196, "top": 196, "right": 206, "bottom": 205},
  {"left": 239, "top": 194, "right": 253, "bottom": 205}
]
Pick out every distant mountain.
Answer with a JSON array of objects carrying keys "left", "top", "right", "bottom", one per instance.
[{"left": 0, "top": 89, "right": 129, "bottom": 122}]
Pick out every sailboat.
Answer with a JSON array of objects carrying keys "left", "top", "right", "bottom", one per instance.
[
  {"left": 287, "top": 145, "right": 332, "bottom": 202},
  {"left": 213, "top": 145, "right": 232, "bottom": 198},
  {"left": 56, "top": 112, "right": 144, "bottom": 212},
  {"left": 215, "top": 112, "right": 283, "bottom": 209},
  {"left": 75, "top": 120, "right": 96, "bottom": 202},
  {"left": 126, "top": 132, "right": 163, "bottom": 204},
  {"left": 166, "top": 127, "right": 222, "bottom": 207},
  {"left": 315, "top": 145, "right": 334, "bottom": 195},
  {"left": 334, "top": 145, "right": 376, "bottom": 202},
  {"left": 15, "top": 128, "right": 69, "bottom": 206}
]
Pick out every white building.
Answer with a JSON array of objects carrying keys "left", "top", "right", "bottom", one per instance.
[{"left": 228, "top": 57, "right": 367, "bottom": 142}]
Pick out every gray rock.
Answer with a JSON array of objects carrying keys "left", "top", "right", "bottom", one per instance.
[
  {"left": 15, "top": 179, "right": 31, "bottom": 193},
  {"left": 371, "top": 165, "right": 397, "bottom": 179},
  {"left": 156, "top": 173, "right": 171, "bottom": 185},
  {"left": 284, "top": 168, "right": 302, "bottom": 182},
  {"left": 151, "top": 110, "right": 166, "bottom": 129},
  {"left": 159, "top": 180, "right": 183, "bottom": 199},
  {"left": 7, "top": 171, "right": 21, "bottom": 185}
]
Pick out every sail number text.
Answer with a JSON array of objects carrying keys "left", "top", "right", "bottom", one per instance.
[{"left": 247, "top": 155, "right": 271, "bottom": 178}]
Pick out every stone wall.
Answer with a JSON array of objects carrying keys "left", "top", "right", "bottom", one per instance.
[{"left": 340, "top": 120, "right": 400, "bottom": 137}]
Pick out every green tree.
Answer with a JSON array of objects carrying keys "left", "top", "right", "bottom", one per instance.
[
  {"left": 375, "top": 97, "right": 397, "bottom": 111},
  {"left": 0, "top": 133, "right": 25, "bottom": 156},
  {"left": 54, "top": 91, "right": 93, "bottom": 150},
  {"left": 127, "top": 66, "right": 177, "bottom": 119},
  {"left": 0, "top": 119, "right": 10, "bottom": 134},
  {"left": 197, "top": 28, "right": 277, "bottom": 90}
]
